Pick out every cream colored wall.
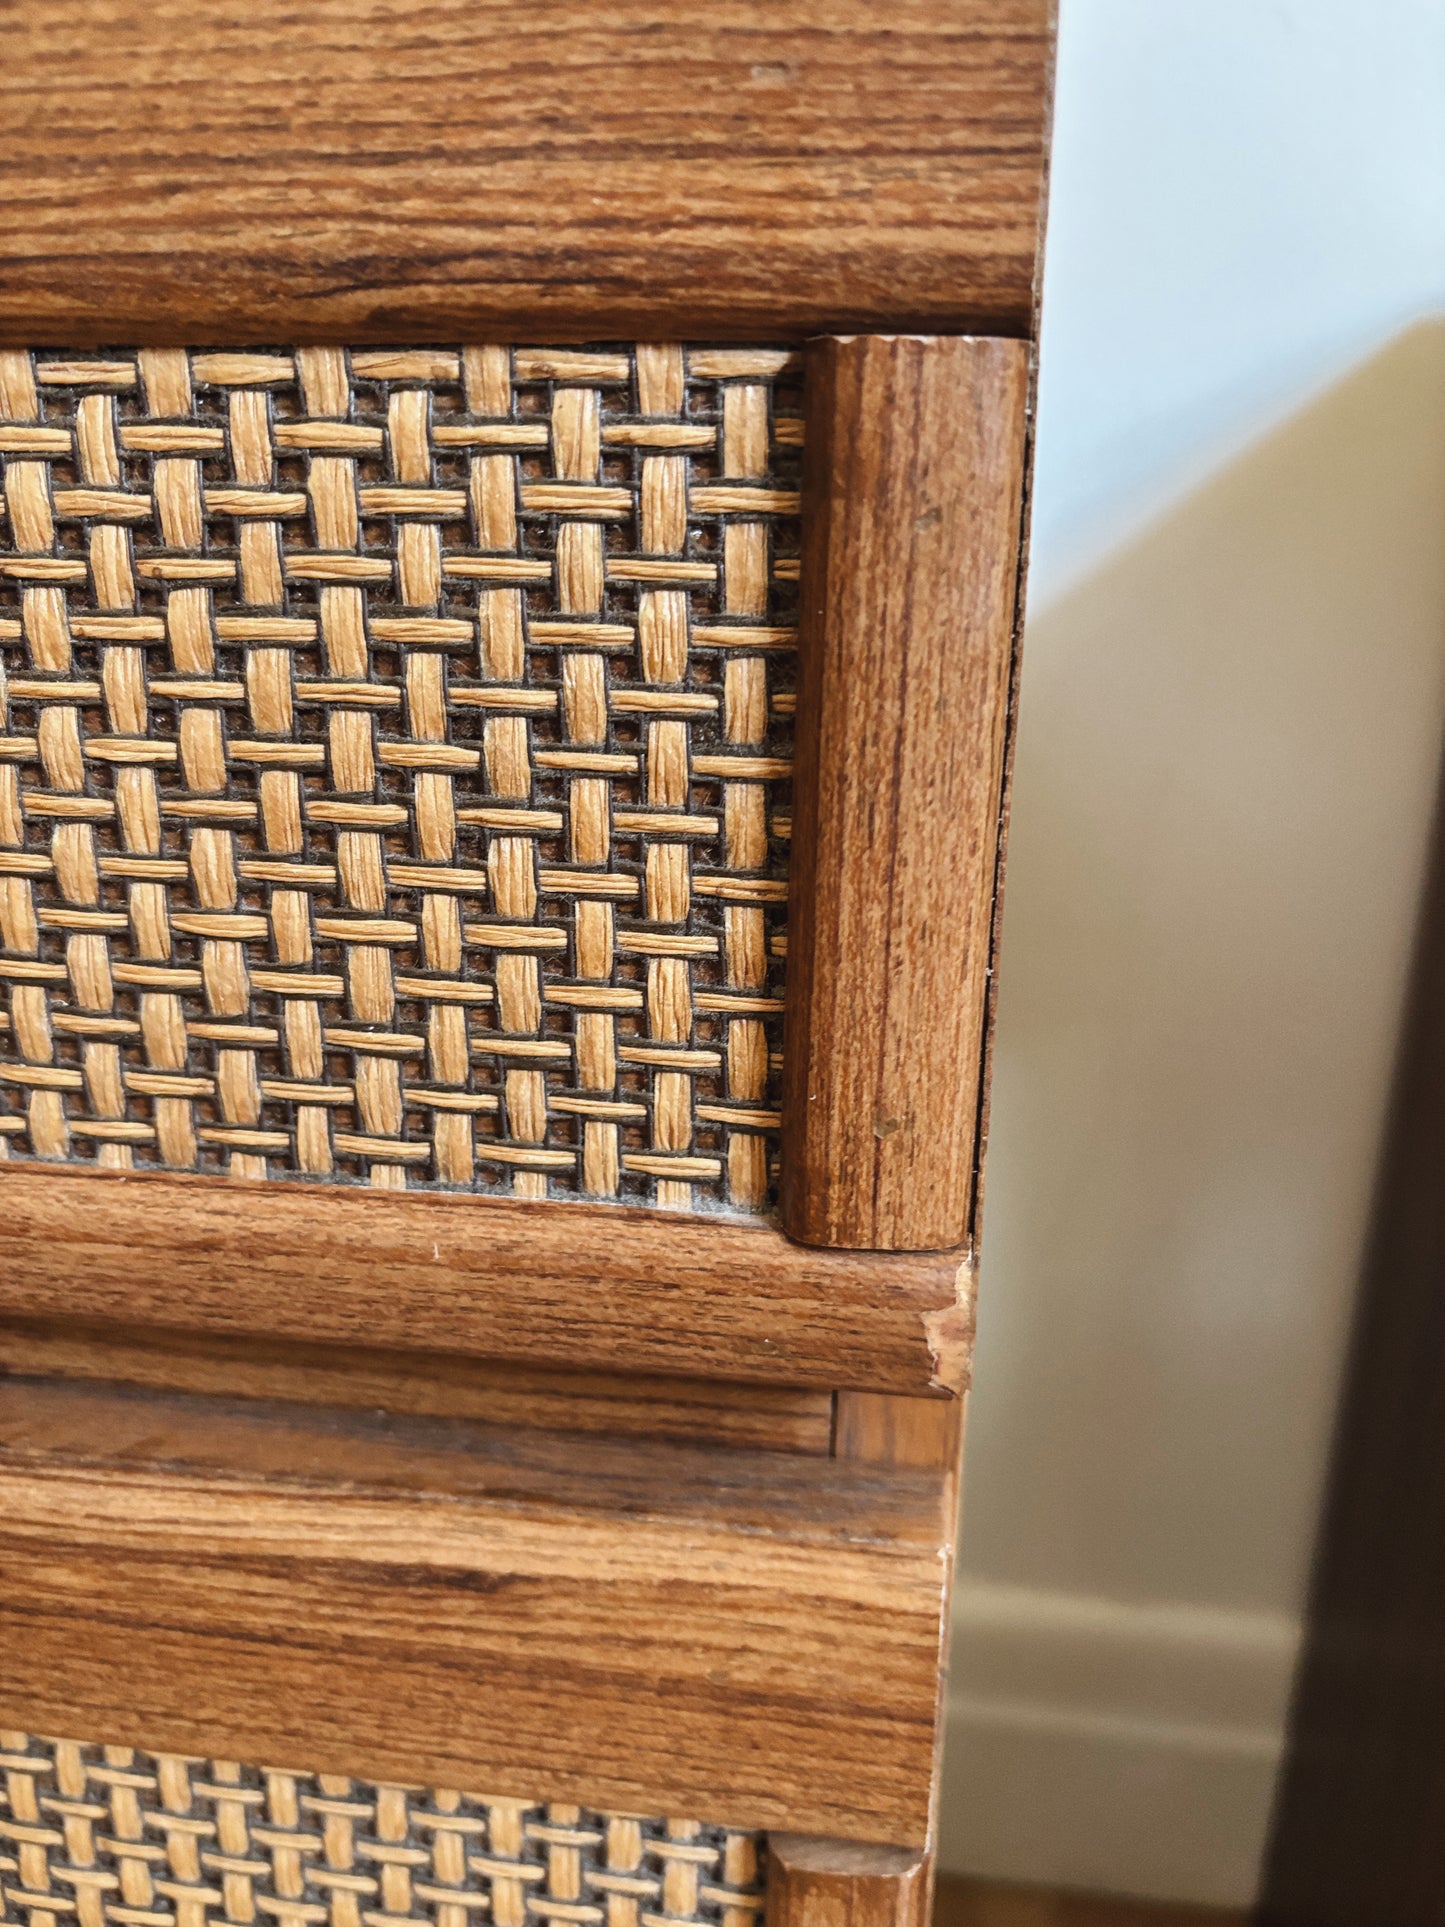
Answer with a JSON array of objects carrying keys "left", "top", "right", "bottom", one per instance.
[{"left": 939, "top": 0, "right": 1445, "bottom": 1907}]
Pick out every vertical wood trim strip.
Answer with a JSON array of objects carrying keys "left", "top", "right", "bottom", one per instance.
[
  {"left": 833, "top": 1394, "right": 962, "bottom": 1475},
  {"left": 781, "top": 335, "right": 1029, "bottom": 1251},
  {"left": 831, "top": 1387, "right": 969, "bottom": 1868},
  {"left": 766, "top": 1836, "right": 931, "bottom": 1927}
]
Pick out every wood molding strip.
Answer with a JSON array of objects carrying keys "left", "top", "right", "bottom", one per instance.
[
  {"left": 0, "top": 2, "right": 1054, "bottom": 344},
  {"left": 0, "top": 1315, "right": 838, "bottom": 1455},
  {"left": 0, "top": 1375, "right": 952, "bottom": 1844},
  {"left": 0, "top": 1164, "right": 972, "bottom": 1394},
  {"left": 780, "top": 335, "right": 1030, "bottom": 1251}
]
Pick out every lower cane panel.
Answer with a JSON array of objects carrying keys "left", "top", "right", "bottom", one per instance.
[{"left": 0, "top": 1732, "right": 765, "bottom": 1927}]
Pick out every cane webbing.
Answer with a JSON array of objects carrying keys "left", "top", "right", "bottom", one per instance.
[
  {"left": 0, "top": 347, "right": 798, "bottom": 1211},
  {"left": 0, "top": 1732, "right": 765, "bottom": 1927}
]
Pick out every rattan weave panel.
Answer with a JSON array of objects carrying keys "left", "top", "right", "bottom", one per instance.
[
  {"left": 0, "top": 1732, "right": 765, "bottom": 1927},
  {"left": 0, "top": 347, "right": 799, "bottom": 1211}
]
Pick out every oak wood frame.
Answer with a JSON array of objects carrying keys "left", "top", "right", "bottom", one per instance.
[
  {"left": 1, "top": 9, "right": 1052, "bottom": 1898},
  {"left": 782, "top": 335, "right": 1028, "bottom": 1250}
]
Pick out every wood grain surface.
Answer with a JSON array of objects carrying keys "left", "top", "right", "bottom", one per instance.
[
  {"left": 0, "top": 1, "right": 1054, "bottom": 345},
  {"left": 0, "top": 1317, "right": 835, "bottom": 1454},
  {"left": 0, "top": 1376, "right": 951, "bottom": 1843},
  {"left": 769, "top": 1836, "right": 931, "bottom": 1927},
  {"left": 832, "top": 1386, "right": 967, "bottom": 1870},
  {"left": 834, "top": 1392, "right": 963, "bottom": 1471},
  {"left": 780, "top": 335, "right": 1029, "bottom": 1250},
  {"left": 0, "top": 1163, "right": 972, "bottom": 1393}
]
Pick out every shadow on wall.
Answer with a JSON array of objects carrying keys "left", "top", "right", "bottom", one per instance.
[{"left": 940, "top": 321, "right": 1445, "bottom": 1910}]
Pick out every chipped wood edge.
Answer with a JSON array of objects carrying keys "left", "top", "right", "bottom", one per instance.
[{"left": 0, "top": 1161, "right": 973, "bottom": 1396}]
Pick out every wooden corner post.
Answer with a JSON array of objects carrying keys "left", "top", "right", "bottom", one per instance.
[
  {"left": 766, "top": 1836, "right": 931, "bottom": 1927},
  {"left": 781, "top": 334, "right": 1029, "bottom": 1253}
]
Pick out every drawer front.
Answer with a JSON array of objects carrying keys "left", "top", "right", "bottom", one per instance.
[
  {"left": 0, "top": 332, "right": 1027, "bottom": 1395},
  {"left": 0, "top": 1375, "right": 951, "bottom": 1844}
]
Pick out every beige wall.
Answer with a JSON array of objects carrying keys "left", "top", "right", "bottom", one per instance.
[{"left": 940, "top": 325, "right": 1445, "bottom": 1905}]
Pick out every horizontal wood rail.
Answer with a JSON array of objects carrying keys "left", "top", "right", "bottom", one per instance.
[
  {"left": 0, "top": 1375, "right": 954, "bottom": 1844},
  {"left": 0, "top": 1314, "right": 838, "bottom": 1454},
  {"left": 0, "top": 1164, "right": 974, "bottom": 1394},
  {"left": 0, "top": 1, "right": 1054, "bottom": 343}
]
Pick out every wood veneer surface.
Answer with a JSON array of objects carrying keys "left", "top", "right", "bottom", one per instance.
[
  {"left": 0, "top": 1162, "right": 973, "bottom": 1391},
  {"left": 0, "top": 1316, "right": 836, "bottom": 1453},
  {"left": 0, "top": 1, "right": 1054, "bottom": 345},
  {"left": 781, "top": 335, "right": 1027, "bottom": 1250},
  {"left": 0, "top": 1375, "right": 954, "bottom": 1843}
]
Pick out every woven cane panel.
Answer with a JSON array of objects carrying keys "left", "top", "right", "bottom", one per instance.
[
  {"left": 0, "top": 347, "right": 799, "bottom": 1212},
  {"left": 0, "top": 1732, "right": 765, "bottom": 1927}
]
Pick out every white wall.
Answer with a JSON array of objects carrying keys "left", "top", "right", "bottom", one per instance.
[
  {"left": 1026, "top": 0, "right": 1445, "bottom": 611},
  {"left": 939, "top": 0, "right": 1445, "bottom": 1907}
]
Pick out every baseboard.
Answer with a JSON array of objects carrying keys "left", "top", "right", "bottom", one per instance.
[{"left": 938, "top": 1582, "right": 1301, "bottom": 1910}]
